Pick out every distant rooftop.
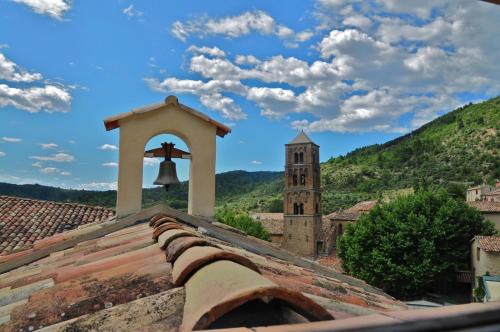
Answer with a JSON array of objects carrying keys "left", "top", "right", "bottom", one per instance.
[
  {"left": 0, "top": 195, "right": 114, "bottom": 255},
  {"left": 467, "top": 201, "right": 500, "bottom": 213},
  {"left": 326, "top": 200, "right": 378, "bottom": 222},
  {"left": 474, "top": 236, "right": 500, "bottom": 252}
]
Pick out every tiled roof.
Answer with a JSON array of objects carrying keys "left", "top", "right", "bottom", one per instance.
[
  {"left": 288, "top": 131, "right": 314, "bottom": 144},
  {"left": 326, "top": 200, "right": 378, "bottom": 222},
  {"left": 475, "top": 236, "right": 500, "bottom": 252},
  {"left": 0, "top": 195, "right": 114, "bottom": 255},
  {"left": 0, "top": 206, "right": 406, "bottom": 331},
  {"left": 467, "top": 201, "right": 500, "bottom": 212},
  {"left": 485, "top": 189, "right": 500, "bottom": 196},
  {"left": 251, "top": 212, "right": 284, "bottom": 235}
]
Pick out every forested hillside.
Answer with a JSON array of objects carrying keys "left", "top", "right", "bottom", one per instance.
[{"left": 1, "top": 97, "right": 498, "bottom": 214}]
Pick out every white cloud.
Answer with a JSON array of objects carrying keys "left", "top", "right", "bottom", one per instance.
[
  {"left": 102, "top": 162, "right": 118, "bottom": 168},
  {"left": 187, "top": 45, "right": 226, "bottom": 58},
  {"left": 30, "top": 152, "right": 74, "bottom": 162},
  {"left": 171, "top": 10, "right": 310, "bottom": 47},
  {"left": 122, "top": 4, "right": 143, "bottom": 18},
  {"left": 78, "top": 182, "right": 117, "bottom": 191},
  {"left": 0, "top": 84, "right": 71, "bottom": 113},
  {"left": 0, "top": 53, "right": 42, "bottom": 82},
  {"left": 2, "top": 136, "right": 22, "bottom": 143},
  {"left": 32, "top": 161, "right": 43, "bottom": 168},
  {"left": 40, "top": 142, "right": 58, "bottom": 149},
  {"left": 143, "top": 158, "right": 160, "bottom": 167},
  {"left": 0, "top": 151, "right": 5, "bottom": 157},
  {"left": 150, "top": 0, "right": 500, "bottom": 133},
  {"left": 60, "top": 171, "right": 71, "bottom": 176},
  {"left": 40, "top": 167, "right": 59, "bottom": 174},
  {"left": 68, "top": 140, "right": 76, "bottom": 144},
  {"left": 250, "top": 160, "right": 262, "bottom": 165},
  {"left": 99, "top": 144, "right": 118, "bottom": 151},
  {"left": 12, "top": 0, "right": 71, "bottom": 20}
]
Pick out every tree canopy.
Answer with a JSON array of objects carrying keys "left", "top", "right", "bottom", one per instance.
[{"left": 337, "top": 189, "right": 496, "bottom": 298}]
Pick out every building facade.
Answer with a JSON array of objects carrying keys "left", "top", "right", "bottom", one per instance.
[{"left": 282, "top": 131, "right": 322, "bottom": 257}]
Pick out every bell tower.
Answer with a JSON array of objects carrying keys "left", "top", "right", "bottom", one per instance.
[{"left": 282, "top": 131, "right": 322, "bottom": 257}]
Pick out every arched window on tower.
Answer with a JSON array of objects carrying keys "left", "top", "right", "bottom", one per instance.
[
  {"left": 299, "top": 203, "right": 304, "bottom": 215},
  {"left": 293, "top": 174, "right": 298, "bottom": 186},
  {"left": 299, "top": 152, "right": 304, "bottom": 163},
  {"left": 294, "top": 153, "right": 299, "bottom": 164},
  {"left": 293, "top": 203, "right": 299, "bottom": 215},
  {"left": 300, "top": 174, "right": 306, "bottom": 185}
]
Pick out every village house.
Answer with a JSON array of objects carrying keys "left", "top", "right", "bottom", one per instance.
[
  {"left": 324, "top": 200, "right": 378, "bottom": 249},
  {"left": 466, "top": 183, "right": 499, "bottom": 202},
  {"left": 250, "top": 212, "right": 284, "bottom": 245},
  {"left": 467, "top": 201, "right": 500, "bottom": 232},
  {"left": 471, "top": 236, "right": 500, "bottom": 300}
]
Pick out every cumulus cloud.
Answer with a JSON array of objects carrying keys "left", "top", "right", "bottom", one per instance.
[
  {"left": 12, "top": 0, "right": 71, "bottom": 20},
  {"left": 32, "top": 161, "right": 43, "bottom": 168},
  {"left": 99, "top": 144, "right": 118, "bottom": 151},
  {"left": 0, "top": 53, "right": 42, "bottom": 82},
  {"left": 187, "top": 45, "right": 226, "bottom": 58},
  {"left": 30, "top": 152, "right": 74, "bottom": 162},
  {"left": 149, "top": 0, "right": 500, "bottom": 133},
  {"left": 2, "top": 136, "right": 22, "bottom": 143},
  {"left": 40, "top": 167, "right": 59, "bottom": 174},
  {"left": 171, "top": 10, "right": 312, "bottom": 47},
  {"left": 40, "top": 142, "right": 58, "bottom": 149}
]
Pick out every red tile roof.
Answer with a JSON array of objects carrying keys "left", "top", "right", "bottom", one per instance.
[
  {"left": 467, "top": 201, "right": 500, "bottom": 213},
  {"left": 475, "top": 236, "right": 500, "bottom": 252},
  {"left": 0, "top": 207, "right": 406, "bottom": 331},
  {"left": 326, "top": 200, "right": 378, "bottom": 222},
  {"left": 0, "top": 195, "right": 115, "bottom": 255},
  {"left": 251, "top": 212, "right": 284, "bottom": 235}
]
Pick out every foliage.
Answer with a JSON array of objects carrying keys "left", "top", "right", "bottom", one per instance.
[
  {"left": 337, "top": 189, "right": 496, "bottom": 298},
  {"left": 215, "top": 207, "right": 270, "bottom": 240}
]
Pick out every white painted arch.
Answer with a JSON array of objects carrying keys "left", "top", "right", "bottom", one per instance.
[{"left": 104, "top": 96, "right": 230, "bottom": 218}]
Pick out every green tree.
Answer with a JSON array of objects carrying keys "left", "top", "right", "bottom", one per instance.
[
  {"left": 215, "top": 207, "right": 270, "bottom": 241},
  {"left": 337, "top": 189, "right": 496, "bottom": 298}
]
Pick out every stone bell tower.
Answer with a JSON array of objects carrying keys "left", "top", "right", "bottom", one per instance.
[{"left": 282, "top": 131, "right": 322, "bottom": 257}]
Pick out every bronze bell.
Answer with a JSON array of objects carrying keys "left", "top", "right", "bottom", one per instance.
[{"left": 153, "top": 159, "right": 180, "bottom": 191}]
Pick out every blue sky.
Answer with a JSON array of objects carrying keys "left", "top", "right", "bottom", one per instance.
[{"left": 0, "top": 0, "right": 499, "bottom": 190}]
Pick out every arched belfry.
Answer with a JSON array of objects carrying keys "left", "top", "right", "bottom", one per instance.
[
  {"left": 283, "top": 131, "right": 322, "bottom": 257},
  {"left": 104, "top": 95, "right": 230, "bottom": 218}
]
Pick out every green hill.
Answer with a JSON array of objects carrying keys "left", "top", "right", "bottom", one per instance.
[{"left": 1, "top": 97, "right": 499, "bottom": 214}]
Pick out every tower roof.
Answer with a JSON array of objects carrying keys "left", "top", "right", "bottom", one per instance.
[{"left": 289, "top": 131, "right": 314, "bottom": 144}]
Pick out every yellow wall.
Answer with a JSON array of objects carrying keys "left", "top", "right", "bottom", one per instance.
[{"left": 115, "top": 102, "right": 216, "bottom": 218}]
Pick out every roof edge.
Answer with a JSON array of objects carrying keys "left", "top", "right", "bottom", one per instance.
[{"left": 103, "top": 95, "right": 231, "bottom": 137}]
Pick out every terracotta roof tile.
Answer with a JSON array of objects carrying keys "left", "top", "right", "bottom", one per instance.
[
  {"left": 251, "top": 213, "right": 284, "bottom": 235},
  {"left": 0, "top": 207, "right": 406, "bottom": 331},
  {"left": 468, "top": 201, "right": 500, "bottom": 212},
  {"left": 475, "top": 236, "right": 500, "bottom": 252},
  {"left": 0, "top": 196, "right": 114, "bottom": 255},
  {"left": 326, "top": 200, "right": 377, "bottom": 221}
]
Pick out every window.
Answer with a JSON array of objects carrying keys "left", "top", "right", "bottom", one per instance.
[
  {"left": 294, "top": 153, "right": 299, "bottom": 164},
  {"left": 293, "top": 203, "right": 299, "bottom": 215},
  {"left": 300, "top": 174, "right": 306, "bottom": 185},
  {"left": 299, "top": 152, "right": 304, "bottom": 163},
  {"left": 477, "top": 247, "right": 480, "bottom": 261},
  {"left": 293, "top": 174, "right": 298, "bottom": 186},
  {"left": 299, "top": 203, "right": 304, "bottom": 215},
  {"left": 338, "top": 223, "right": 343, "bottom": 236},
  {"left": 315, "top": 203, "right": 319, "bottom": 214}
]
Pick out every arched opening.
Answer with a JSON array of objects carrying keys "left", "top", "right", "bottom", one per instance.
[
  {"left": 337, "top": 223, "right": 343, "bottom": 237},
  {"left": 294, "top": 153, "right": 299, "bottom": 164},
  {"left": 299, "top": 203, "right": 304, "bottom": 215},
  {"left": 299, "top": 152, "right": 304, "bottom": 163},
  {"left": 142, "top": 133, "right": 191, "bottom": 211},
  {"left": 292, "top": 174, "right": 298, "bottom": 186}
]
